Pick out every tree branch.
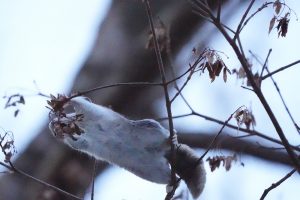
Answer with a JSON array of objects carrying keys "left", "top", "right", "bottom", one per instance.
[
  {"left": 260, "top": 168, "right": 296, "bottom": 200},
  {"left": 262, "top": 60, "right": 300, "bottom": 80},
  {"left": 143, "top": 1, "right": 177, "bottom": 199},
  {"left": 0, "top": 161, "right": 83, "bottom": 200},
  {"left": 178, "top": 133, "right": 293, "bottom": 166}
]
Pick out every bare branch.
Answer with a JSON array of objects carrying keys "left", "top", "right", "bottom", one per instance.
[
  {"left": 208, "top": 11, "right": 300, "bottom": 171},
  {"left": 260, "top": 49, "right": 272, "bottom": 78},
  {"left": 170, "top": 66, "right": 195, "bottom": 103},
  {"left": 73, "top": 82, "right": 161, "bottom": 98},
  {"left": 240, "top": 2, "right": 272, "bottom": 32},
  {"left": 178, "top": 133, "right": 293, "bottom": 166},
  {"left": 233, "top": 0, "right": 256, "bottom": 41},
  {"left": 250, "top": 50, "right": 300, "bottom": 134},
  {"left": 143, "top": 1, "right": 177, "bottom": 199},
  {"left": 262, "top": 59, "right": 300, "bottom": 80},
  {"left": 199, "top": 107, "right": 241, "bottom": 160},
  {"left": 0, "top": 161, "right": 83, "bottom": 200},
  {"left": 260, "top": 168, "right": 296, "bottom": 200},
  {"left": 159, "top": 111, "right": 300, "bottom": 152},
  {"left": 216, "top": 0, "right": 221, "bottom": 21}
]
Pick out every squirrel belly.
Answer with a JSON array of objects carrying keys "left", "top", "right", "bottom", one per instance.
[{"left": 49, "top": 97, "right": 206, "bottom": 199}]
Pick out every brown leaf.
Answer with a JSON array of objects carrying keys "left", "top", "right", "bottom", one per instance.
[
  {"left": 277, "top": 15, "right": 289, "bottom": 37},
  {"left": 223, "top": 67, "right": 227, "bottom": 82},
  {"left": 14, "top": 110, "right": 20, "bottom": 117},
  {"left": 273, "top": 0, "right": 282, "bottom": 15},
  {"left": 4, "top": 152, "right": 12, "bottom": 163},
  {"left": 206, "top": 156, "right": 222, "bottom": 172},
  {"left": 19, "top": 96, "right": 25, "bottom": 104},
  {"left": 206, "top": 154, "right": 237, "bottom": 172},
  {"left": 269, "top": 16, "right": 276, "bottom": 34},
  {"left": 206, "top": 62, "right": 215, "bottom": 82},
  {"left": 145, "top": 19, "right": 167, "bottom": 51},
  {"left": 214, "top": 60, "right": 223, "bottom": 76},
  {"left": 235, "top": 107, "right": 256, "bottom": 129},
  {"left": 224, "top": 154, "right": 237, "bottom": 171}
]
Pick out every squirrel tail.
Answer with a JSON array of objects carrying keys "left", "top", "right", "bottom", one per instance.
[{"left": 167, "top": 144, "right": 206, "bottom": 199}]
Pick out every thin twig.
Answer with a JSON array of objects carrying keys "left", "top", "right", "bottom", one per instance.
[
  {"left": 207, "top": 9, "right": 300, "bottom": 171},
  {"left": 164, "top": 24, "right": 195, "bottom": 112},
  {"left": 166, "top": 65, "right": 196, "bottom": 85},
  {"left": 70, "top": 66, "right": 197, "bottom": 100},
  {"left": 91, "top": 158, "right": 97, "bottom": 200},
  {"left": 199, "top": 107, "right": 240, "bottom": 160},
  {"left": 0, "top": 161, "right": 83, "bottom": 200},
  {"left": 260, "top": 168, "right": 296, "bottom": 200},
  {"left": 0, "top": 133, "right": 82, "bottom": 200},
  {"left": 262, "top": 60, "right": 300, "bottom": 80},
  {"left": 240, "top": 2, "right": 272, "bottom": 32},
  {"left": 216, "top": 0, "right": 221, "bottom": 21},
  {"left": 158, "top": 110, "right": 300, "bottom": 152},
  {"left": 170, "top": 66, "right": 195, "bottom": 103},
  {"left": 266, "top": 68, "right": 300, "bottom": 134},
  {"left": 260, "top": 49, "right": 272, "bottom": 78},
  {"left": 233, "top": 0, "right": 256, "bottom": 41},
  {"left": 241, "top": 86, "right": 254, "bottom": 92},
  {"left": 143, "top": 1, "right": 177, "bottom": 199},
  {"left": 250, "top": 50, "right": 300, "bottom": 134},
  {"left": 72, "top": 82, "right": 161, "bottom": 98}
]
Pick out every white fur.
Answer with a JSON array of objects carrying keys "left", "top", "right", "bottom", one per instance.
[{"left": 49, "top": 97, "right": 206, "bottom": 198}]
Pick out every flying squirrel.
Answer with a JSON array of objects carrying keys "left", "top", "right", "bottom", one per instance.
[{"left": 49, "top": 97, "right": 206, "bottom": 199}]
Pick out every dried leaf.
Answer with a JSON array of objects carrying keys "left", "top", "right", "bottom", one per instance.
[
  {"left": 277, "top": 15, "right": 289, "bottom": 37},
  {"left": 47, "top": 94, "right": 69, "bottom": 112},
  {"left": 206, "top": 62, "right": 215, "bottom": 82},
  {"left": 269, "top": 16, "right": 276, "bottom": 34},
  {"left": 14, "top": 110, "right": 19, "bottom": 117},
  {"left": 206, "top": 154, "right": 237, "bottom": 172},
  {"left": 4, "top": 152, "right": 12, "bottom": 163},
  {"left": 196, "top": 49, "right": 231, "bottom": 83},
  {"left": 214, "top": 60, "right": 223, "bottom": 76},
  {"left": 224, "top": 155, "right": 237, "bottom": 171},
  {"left": 223, "top": 67, "right": 227, "bottom": 82},
  {"left": 19, "top": 96, "right": 25, "bottom": 104},
  {"left": 273, "top": 0, "right": 282, "bottom": 15},
  {"left": 235, "top": 107, "right": 256, "bottom": 129},
  {"left": 235, "top": 107, "right": 246, "bottom": 126},
  {"left": 145, "top": 19, "right": 167, "bottom": 51},
  {"left": 206, "top": 156, "right": 221, "bottom": 172},
  {"left": 0, "top": 131, "right": 17, "bottom": 163}
]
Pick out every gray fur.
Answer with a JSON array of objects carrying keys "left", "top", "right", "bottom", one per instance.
[
  {"left": 49, "top": 97, "right": 206, "bottom": 199},
  {"left": 166, "top": 144, "right": 206, "bottom": 199}
]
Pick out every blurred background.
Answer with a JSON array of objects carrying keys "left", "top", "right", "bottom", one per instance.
[{"left": 0, "top": 0, "right": 300, "bottom": 199}]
